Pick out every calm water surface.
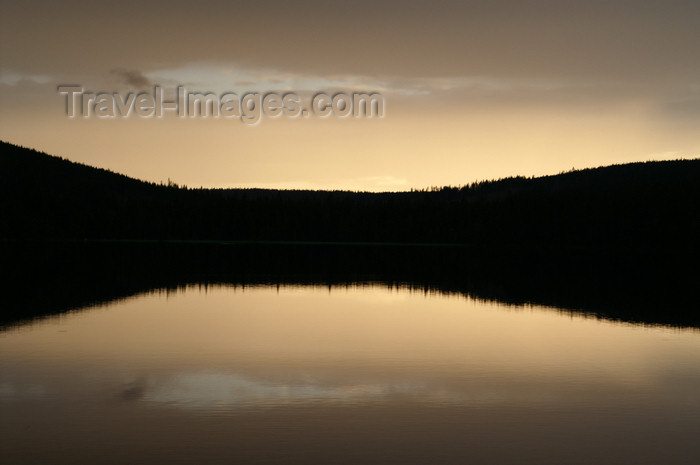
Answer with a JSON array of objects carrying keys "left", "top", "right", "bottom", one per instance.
[{"left": 2, "top": 285, "right": 699, "bottom": 464}]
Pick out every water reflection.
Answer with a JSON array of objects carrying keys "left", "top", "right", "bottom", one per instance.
[
  {"left": 133, "top": 372, "right": 422, "bottom": 408},
  {"left": 2, "top": 285, "right": 700, "bottom": 464},
  {"left": 3, "top": 242, "right": 698, "bottom": 329}
]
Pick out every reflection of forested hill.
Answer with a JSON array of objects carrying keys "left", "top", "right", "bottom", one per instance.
[
  {"left": 2, "top": 140, "right": 698, "bottom": 246},
  {"left": 1, "top": 242, "right": 698, "bottom": 330}
]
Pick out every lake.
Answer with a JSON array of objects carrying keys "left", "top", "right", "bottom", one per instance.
[{"left": 2, "top": 283, "right": 699, "bottom": 464}]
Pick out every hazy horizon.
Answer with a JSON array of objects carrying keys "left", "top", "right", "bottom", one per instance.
[{"left": 1, "top": 0, "right": 699, "bottom": 191}]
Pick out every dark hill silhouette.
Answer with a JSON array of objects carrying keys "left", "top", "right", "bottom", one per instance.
[
  {"left": 1, "top": 140, "right": 698, "bottom": 247},
  {"left": 1, "top": 141, "right": 698, "bottom": 329}
]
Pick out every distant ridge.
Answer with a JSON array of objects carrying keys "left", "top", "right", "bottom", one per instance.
[
  {"left": 1, "top": 140, "right": 698, "bottom": 246},
  {"left": 2, "top": 141, "right": 699, "bottom": 328}
]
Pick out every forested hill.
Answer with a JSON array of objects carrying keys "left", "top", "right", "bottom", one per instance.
[{"left": 1, "top": 140, "right": 698, "bottom": 247}]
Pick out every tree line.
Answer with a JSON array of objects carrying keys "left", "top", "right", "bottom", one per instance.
[{"left": 1, "top": 140, "right": 698, "bottom": 249}]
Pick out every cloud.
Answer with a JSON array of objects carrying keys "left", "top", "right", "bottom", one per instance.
[
  {"left": 109, "top": 68, "right": 151, "bottom": 88},
  {"left": 3, "top": 0, "right": 700, "bottom": 85},
  {"left": 0, "top": 73, "right": 52, "bottom": 86},
  {"left": 356, "top": 176, "right": 408, "bottom": 188},
  {"left": 658, "top": 97, "right": 700, "bottom": 120}
]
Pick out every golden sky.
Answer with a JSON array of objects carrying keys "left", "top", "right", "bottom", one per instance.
[{"left": 1, "top": 0, "right": 698, "bottom": 191}]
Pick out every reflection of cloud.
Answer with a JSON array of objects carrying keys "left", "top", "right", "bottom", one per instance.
[
  {"left": 119, "top": 378, "right": 147, "bottom": 401},
  {"left": 0, "top": 382, "right": 46, "bottom": 400},
  {"left": 133, "top": 372, "right": 579, "bottom": 411},
  {"left": 141, "top": 373, "right": 420, "bottom": 409},
  {"left": 0, "top": 382, "right": 15, "bottom": 396}
]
